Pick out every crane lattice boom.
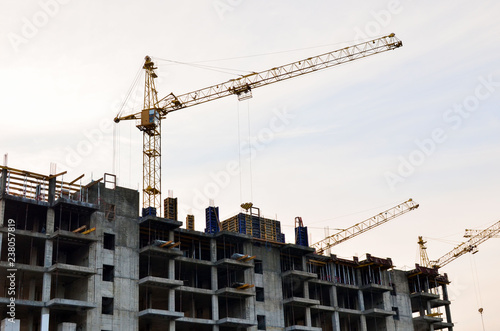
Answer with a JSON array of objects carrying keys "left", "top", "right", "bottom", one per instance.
[
  {"left": 312, "top": 198, "right": 419, "bottom": 255},
  {"left": 464, "top": 228, "right": 500, "bottom": 238},
  {"left": 114, "top": 34, "right": 403, "bottom": 216},
  {"left": 431, "top": 219, "right": 500, "bottom": 268}
]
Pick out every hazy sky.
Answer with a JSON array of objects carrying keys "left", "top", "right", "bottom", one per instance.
[{"left": 1, "top": 1, "right": 500, "bottom": 329}]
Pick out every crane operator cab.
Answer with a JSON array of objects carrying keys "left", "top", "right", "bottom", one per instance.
[{"left": 138, "top": 108, "right": 160, "bottom": 131}]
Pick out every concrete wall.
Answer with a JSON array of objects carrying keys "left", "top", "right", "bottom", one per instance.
[
  {"left": 387, "top": 270, "right": 415, "bottom": 331},
  {"left": 253, "top": 244, "right": 285, "bottom": 330}
]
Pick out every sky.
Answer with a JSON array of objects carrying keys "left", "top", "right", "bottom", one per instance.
[{"left": 1, "top": 0, "right": 500, "bottom": 329}]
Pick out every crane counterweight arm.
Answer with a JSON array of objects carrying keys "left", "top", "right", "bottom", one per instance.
[
  {"left": 431, "top": 219, "right": 500, "bottom": 268},
  {"left": 312, "top": 198, "right": 418, "bottom": 255},
  {"left": 115, "top": 34, "right": 402, "bottom": 122}
]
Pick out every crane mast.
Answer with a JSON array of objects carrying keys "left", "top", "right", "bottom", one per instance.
[
  {"left": 429, "top": 219, "right": 500, "bottom": 268},
  {"left": 311, "top": 198, "right": 419, "bottom": 255},
  {"left": 114, "top": 34, "right": 403, "bottom": 216}
]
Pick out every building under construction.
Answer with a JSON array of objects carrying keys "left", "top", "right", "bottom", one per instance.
[{"left": 0, "top": 166, "right": 454, "bottom": 331}]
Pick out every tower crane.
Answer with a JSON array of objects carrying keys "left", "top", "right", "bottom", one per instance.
[
  {"left": 114, "top": 34, "right": 403, "bottom": 216},
  {"left": 418, "top": 219, "right": 500, "bottom": 268},
  {"left": 311, "top": 198, "right": 419, "bottom": 255}
]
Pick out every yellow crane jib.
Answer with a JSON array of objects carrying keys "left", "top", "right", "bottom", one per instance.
[{"left": 114, "top": 34, "right": 403, "bottom": 217}]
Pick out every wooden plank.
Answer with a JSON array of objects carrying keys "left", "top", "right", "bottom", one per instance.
[
  {"left": 159, "top": 241, "right": 174, "bottom": 248},
  {"left": 72, "top": 225, "right": 87, "bottom": 233},
  {"left": 82, "top": 227, "right": 96, "bottom": 235}
]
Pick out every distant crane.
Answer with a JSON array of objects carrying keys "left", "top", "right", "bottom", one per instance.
[
  {"left": 114, "top": 34, "right": 403, "bottom": 216},
  {"left": 418, "top": 219, "right": 500, "bottom": 268},
  {"left": 311, "top": 198, "right": 419, "bottom": 255}
]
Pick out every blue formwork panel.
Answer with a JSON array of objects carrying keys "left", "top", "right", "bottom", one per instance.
[
  {"left": 251, "top": 216, "right": 261, "bottom": 238},
  {"left": 205, "top": 206, "right": 220, "bottom": 234},
  {"left": 238, "top": 214, "right": 247, "bottom": 234},
  {"left": 277, "top": 233, "right": 286, "bottom": 243},
  {"left": 295, "top": 226, "right": 308, "bottom": 246},
  {"left": 142, "top": 207, "right": 157, "bottom": 217}
]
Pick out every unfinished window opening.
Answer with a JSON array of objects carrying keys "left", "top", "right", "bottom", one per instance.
[
  {"left": 103, "top": 264, "right": 114, "bottom": 282},
  {"left": 282, "top": 278, "right": 304, "bottom": 299},
  {"left": 218, "top": 268, "right": 245, "bottom": 289},
  {"left": 139, "top": 287, "right": 170, "bottom": 311},
  {"left": 308, "top": 283, "right": 331, "bottom": 306},
  {"left": 54, "top": 204, "right": 91, "bottom": 233},
  {"left": 178, "top": 236, "right": 211, "bottom": 261},
  {"left": 175, "top": 261, "right": 212, "bottom": 289},
  {"left": 311, "top": 310, "right": 333, "bottom": 329},
  {"left": 256, "top": 287, "right": 264, "bottom": 302},
  {"left": 1, "top": 234, "right": 45, "bottom": 266},
  {"left": 337, "top": 287, "right": 359, "bottom": 310},
  {"left": 284, "top": 305, "right": 306, "bottom": 327},
  {"left": 102, "top": 297, "right": 114, "bottom": 315},
  {"left": 363, "top": 291, "right": 384, "bottom": 310},
  {"left": 281, "top": 253, "right": 303, "bottom": 272},
  {"left": 216, "top": 238, "right": 244, "bottom": 260},
  {"left": 339, "top": 314, "right": 361, "bottom": 330},
  {"left": 51, "top": 275, "right": 89, "bottom": 301},
  {"left": 254, "top": 259, "right": 263, "bottom": 274},
  {"left": 103, "top": 233, "right": 115, "bottom": 250},
  {"left": 218, "top": 296, "right": 247, "bottom": 320},
  {"left": 366, "top": 316, "right": 387, "bottom": 330},
  {"left": 175, "top": 291, "right": 212, "bottom": 319},
  {"left": 4, "top": 200, "right": 47, "bottom": 233},
  {"left": 139, "top": 255, "right": 169, "bottom": 279},
  {"left": 257, "top": 315, "right": 266, "bottom": 330},
  {"left": 52, "top": 240, "right": 91, "bottom": 267}
]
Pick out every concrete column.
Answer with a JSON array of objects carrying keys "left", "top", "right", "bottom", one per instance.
[
  {"left": 332, "top": 311, "right": 341, "bottom": 331},
  {"left": 305, "top": 307, "right": 312, "bottom": 327},
  {"left": 210, "top": 238, "right": 217, "bottom": 263},
  {"left": 442, "top": 284, "right": 453, "bottom": 329},
  {"left": 41, "top": 308, "right": 50, "bottom": 331},
  {"left": 359, "top": 315, "right": 367, "bottom": 331},
  {"left": 168, "top": 289, "right": 175, "bottom": 311},
  {"left": 0, "top": 168, "right": 7, "bottom": 195},
  {"left": 210, "top": 239, "right": 219, "bottom": 324},
  {"left": 330, "top": 285, "right": 338, "bottom": 307},
  {"left": 358, "top": 290, "right": 367, "bottom": 331},
  {"left": 0, "top": 199, "right": 5, "bottom": 227},
  {"left": 303, "top": 280, "right": 312, "bottom": 326},
  {"left": 48, "top": 178, "right": 56, "bottom": 205},
  {"left": 41, "top": 228, "right": 53, "bottom": 331},
  {"left": 46, "top": 209, "right": 55, "bottom": 234},
  {"left": 211, "top": 266, "right": 219, "bottom": 321}
]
